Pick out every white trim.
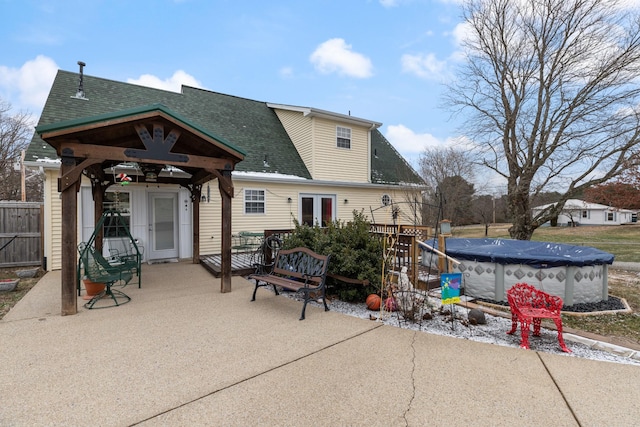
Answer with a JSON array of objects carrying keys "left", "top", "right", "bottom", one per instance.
[
  {"left": 267, "top": 103, "right": 382, "bottom": 128},
  {"left": 243, "top": 188, "right": 266, "bottom": 215},
  {"left": 231, "top": 171, "right": 426, "bottom": 190},
  {"left": 336, "top": 125, "right": 352, "bottom": 149},
  {"left": 299, "top": 193, "right": 336, "bottom": 226}
]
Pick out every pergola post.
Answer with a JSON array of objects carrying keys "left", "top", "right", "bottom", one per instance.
[
  {"left": 60, "top": 151, "right": 79, "bottom": 315},
  {"left": 191, "top": 185, "right": 201, "bottom": 265},
  {"left": 219, "top": 170, "right": 233, "bottom": 293},
  {"left": 92, "top": 181, "right": 105, "bottom": 253}
]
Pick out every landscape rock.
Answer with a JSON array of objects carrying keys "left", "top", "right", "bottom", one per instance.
[{"left": 468, "top": 308, "right": 487, "bottom": 325}]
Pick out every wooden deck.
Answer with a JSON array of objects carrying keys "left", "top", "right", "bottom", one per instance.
[{"left": 200, "top": 252, "right": 257, "bottom": 278}]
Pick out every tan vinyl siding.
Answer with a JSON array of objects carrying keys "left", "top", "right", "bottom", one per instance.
[
  {"left": 199, "top": 178, "right": 422, "bottom": 254},
  {"left": 273, "top": 109, "right": 313, "bottom": 172},
  {"left": 47, "top": 174, "right": 129, "bottom": 270},
  {"left": 44, "top": 171, "right": 421, "bottom": 263},
  {"left": 46, "top": 171, "right": 94, "bottom": 271},
  {"left": 310, "top": 117, "right": 369, "bottom": 182},
  {"left": 44, "top": 169, "right": 63, "bottom": 271},
  {"left": 274, "top": 109, "right": 370, "bottom": 183}
]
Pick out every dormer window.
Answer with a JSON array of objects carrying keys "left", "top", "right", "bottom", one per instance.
[{"left": 336, "top": 126, "right": 351, "bottom": 149}]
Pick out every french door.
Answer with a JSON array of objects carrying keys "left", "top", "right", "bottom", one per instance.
[{"left": 300, "top": 194, "right": 336, "bottom": 227}]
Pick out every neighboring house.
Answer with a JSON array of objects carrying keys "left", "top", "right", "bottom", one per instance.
[
  {"left": 27, "top": 69, "right": 425, "bottom": 271},
  {"left": 532, "top": 199, "right": 635, "bottom": 226}
]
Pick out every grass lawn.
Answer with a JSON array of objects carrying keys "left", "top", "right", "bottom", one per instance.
[{"left": 453, "top": 223, "right": 640, "bottom": 262}]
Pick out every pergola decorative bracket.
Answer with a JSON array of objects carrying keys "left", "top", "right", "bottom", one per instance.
[
  {"left": 128, "top": 123, "right": 187, "bottom": 163},
  {"left": 58, "top": 149, "right": 105, "bottom": 192},
  {"left": 211, "top": 169, "right": 234, "bottom": 198}
]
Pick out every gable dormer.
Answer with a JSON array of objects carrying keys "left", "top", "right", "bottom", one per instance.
[{"left": 268, "top": 103, "right": 381, "bottom": 183}]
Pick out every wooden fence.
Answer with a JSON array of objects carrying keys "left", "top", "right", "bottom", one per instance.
[{"left": 0, "top": 202, "right": 43, "bottom": 267}]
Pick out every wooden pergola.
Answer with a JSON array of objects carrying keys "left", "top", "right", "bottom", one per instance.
[{"left": 36, "top": 104, "right": 245, "bottom": 315}]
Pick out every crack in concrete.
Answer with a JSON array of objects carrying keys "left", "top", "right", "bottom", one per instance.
[{"left": 403, "top": 331, "right": 418, "bottom": 426}]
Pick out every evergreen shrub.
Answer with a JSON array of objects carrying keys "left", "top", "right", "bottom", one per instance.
[{"left": 282, "top": 210, "right": 383, "bottom": 302}]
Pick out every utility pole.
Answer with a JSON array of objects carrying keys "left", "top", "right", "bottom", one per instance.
[
  {"left": 21, "top": 150, "right": 26, "bottom": 202},
  {"left": 492, "top": 196, "right": 496, "bottom": 224}
]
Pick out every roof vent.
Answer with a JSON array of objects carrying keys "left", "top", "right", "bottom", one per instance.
[{"left": 71, "top": 61, "right": 88, "bottom": 100}]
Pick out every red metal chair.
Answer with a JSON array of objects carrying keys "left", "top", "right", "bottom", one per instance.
[{"left": 506, "top": 283, "right": 571, "bottom": 353}]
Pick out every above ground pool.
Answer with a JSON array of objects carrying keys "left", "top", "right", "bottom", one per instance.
[{"left": 440, "top": 238, "right": 614, "bottom": 305}]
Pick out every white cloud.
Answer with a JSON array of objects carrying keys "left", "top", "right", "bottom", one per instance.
[
  {"left": 127, "top": 70, "right": 203, "bottom": 92},
  {"left": 279, "top": 66, "right": 294, "bottom": 78},
  {"left": 401, "top": 21, "right": 470, "bottom": 81},
  {"left": 310, "top": 38, "right": 373, "bottom": 78},
  {"left": 385, "top": 124, "right": 475, "bottom": 159},
  {"left": 0, "top": 55, "right": 58, "bottom": 112},
  {"left": 401, "top": 53, "right": 449, "bottom": 81},
  {"left": 379, "top": 0, "right": 400, "bottom": 7},
  {"left": 386, "top": 124, "right": 451, "bottom": 154},
  {"left": 449, "top": 21, "right": 472, "bottom": 48}
]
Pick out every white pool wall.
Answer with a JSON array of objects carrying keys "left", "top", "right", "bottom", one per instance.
[{"left": 453, "top": 260, "right": 608, "bottom": 305}]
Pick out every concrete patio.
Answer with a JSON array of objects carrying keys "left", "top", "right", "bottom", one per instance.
[{"left": 0, "top": 261, "right": 638, "bottom": 426}]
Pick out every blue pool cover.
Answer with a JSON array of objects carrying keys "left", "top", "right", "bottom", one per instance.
[{"left": 434, "top": 238, "right": 614, "bottom": 268}]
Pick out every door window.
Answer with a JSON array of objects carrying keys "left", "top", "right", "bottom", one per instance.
[{"left": 300, "top": 194, "right": 336, "bottom": 227}]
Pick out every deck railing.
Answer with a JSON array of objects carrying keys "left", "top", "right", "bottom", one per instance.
[{"left": 369, "top": 224, "right": 436, "bottom": 286}]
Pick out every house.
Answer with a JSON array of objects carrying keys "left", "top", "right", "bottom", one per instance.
[
  {"left": 532, "top": 199, "right": 635, "bottom": 226},
  {"left": 26, "top": 69, "right": 425, "bottom": 276}
]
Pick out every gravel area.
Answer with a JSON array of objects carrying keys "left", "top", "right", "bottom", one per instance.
[
  {"left": 277, "top": 289, "right": 640, "bottom": 366},
  {"left": 475, "top": 295, "right": 628, "bottom": 313}
]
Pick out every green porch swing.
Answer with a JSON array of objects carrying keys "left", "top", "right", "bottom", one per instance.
[{"left": 77, "top": 209, "right": 142, "bottom": 308}]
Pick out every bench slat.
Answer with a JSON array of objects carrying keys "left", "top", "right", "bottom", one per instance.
[{"left": 249, "top": 274, "right": 321, "bottom": 292}]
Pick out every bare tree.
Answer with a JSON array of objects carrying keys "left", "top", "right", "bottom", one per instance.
[
  {"left": 447, "top": 0, "right": 640, "bottom": 239},
  {"left": 0, "top": 100, "right": 39, "bottom": 201},
  {"left": 419, "top": 146, "right": 477, "bottom": 225}
]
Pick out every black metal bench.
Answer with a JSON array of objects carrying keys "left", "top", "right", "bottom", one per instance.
[{"left": 249, "top": 247, "right": 331, "bottom": 320}]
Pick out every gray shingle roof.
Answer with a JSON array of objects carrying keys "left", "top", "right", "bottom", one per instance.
[
  {"left": 27, "top": 69, "right": 422, "bottom": 185},
  {"left": 371, "top": 129, "right": 422, "bottom": 185}
]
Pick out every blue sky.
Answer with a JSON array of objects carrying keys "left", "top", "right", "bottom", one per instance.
[{"left": 0, "top": 0, "right": 467, "bottom": 168}]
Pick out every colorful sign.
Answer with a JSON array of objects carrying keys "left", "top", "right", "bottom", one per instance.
[{"left": 440, "top": 273, "right": 462, "bottom": 305}]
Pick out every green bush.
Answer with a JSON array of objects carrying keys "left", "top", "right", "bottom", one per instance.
[{"left": 281, "top": 211, "right": 383, "bottom": 302}]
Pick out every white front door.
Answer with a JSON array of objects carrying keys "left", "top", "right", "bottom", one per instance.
[{"left": 148, "top": 193, "right": 179, "bottom": 260}]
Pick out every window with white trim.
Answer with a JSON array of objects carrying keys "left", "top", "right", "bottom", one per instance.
[
  {"left": 607, "top": 211, "right": 615, "bottom": 221},
  {"left": 382, "top": 194, "right": 392, "bottom": 206},
  {"left": 244, "top": 189, "right": 265, "bottom": 214},
  {"left": 336, "top": 126, "right": 351, "bottom": 149}
]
